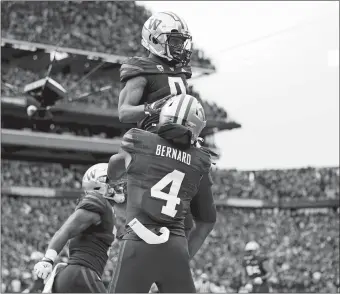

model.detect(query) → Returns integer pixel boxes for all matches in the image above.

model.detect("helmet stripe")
[183,96,195,123]
[174,94,186,124]
[161,11,184,30]
[177,94,191,125]
[169,12,186,31]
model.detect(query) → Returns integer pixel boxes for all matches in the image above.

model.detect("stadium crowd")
[1,193,339,293]
[211,167,339,203]
[1,162,339,292]
[1,1,215,69]
[2,160,339,203]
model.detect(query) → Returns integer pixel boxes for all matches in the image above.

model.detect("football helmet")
[141,11,193,65]
[245,241,260,252]
[82,163,126,203]
[158,94,206,144]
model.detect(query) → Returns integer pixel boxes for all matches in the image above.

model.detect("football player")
[241,241,272,293]
[107,94,216,293]
[118,11,194,132]
[33,163,125,293]
[118,11,204,240]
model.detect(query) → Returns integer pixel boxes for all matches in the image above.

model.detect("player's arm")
[184,213,195,239]
[108,152,127,182]
[261,258,273,280]
[47,208,101,254]
[187,172,216,259]
[118,76,147,123]
[241,267,251,286]
[34,208,101,280]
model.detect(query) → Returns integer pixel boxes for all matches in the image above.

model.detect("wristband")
[42,257,54,265]
[144,103,151,116]
[44,249,58,263]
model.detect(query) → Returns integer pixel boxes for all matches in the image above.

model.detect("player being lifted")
[242,241,273,293]
[107,94,217,293]
[117,11,207,238]
[33,163,125,293]
[118,11,194,132]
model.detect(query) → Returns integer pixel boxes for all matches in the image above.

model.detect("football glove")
[144,94,173,116]
[254,277,263,285]
[109,180,127,204]
[34,258,53,280]
[244,283,253,292]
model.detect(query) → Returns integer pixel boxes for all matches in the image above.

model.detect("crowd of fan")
[1,194,339,293]
[1,1,215,70]
[2,160,338,204]
[211,167,339,203]
[1,65,228,121]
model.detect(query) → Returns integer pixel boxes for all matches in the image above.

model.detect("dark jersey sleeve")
[190,172,216,223]
[121,128,138,154]
[76,194,107,216]
[120,57,193,83]
[258,255,269,265]
[121,128,149,155]
[120,57,145,83]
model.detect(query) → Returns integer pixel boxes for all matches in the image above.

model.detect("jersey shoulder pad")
[258,255,268,263]
[180,64,192,79]
[195,147,212,173]
[76,194,108,215]
[121,128,151,154]
[120,57,157,83]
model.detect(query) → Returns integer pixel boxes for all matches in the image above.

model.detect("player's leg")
[108,240,154,293]
[253,282,270,293]
[156,236,196,293]
[53,264,106,293]
[53,264,81,293]
[79,267,107,293]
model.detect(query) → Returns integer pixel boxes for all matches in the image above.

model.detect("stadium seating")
[1,161,339,292]
[1,1,215,69]
[2,160,338,202]
[1,192,339,292]
[1,65,227,121]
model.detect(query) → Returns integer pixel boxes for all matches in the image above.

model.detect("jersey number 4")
[168,77,186,96]
[150,170,185,218]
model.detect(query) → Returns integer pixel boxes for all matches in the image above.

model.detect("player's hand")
[109,180,127,204]
[144,94,173,116]
[244,283,253,292]
[33,259,53,280]
[112,192,125,204]
[254,277,263,285]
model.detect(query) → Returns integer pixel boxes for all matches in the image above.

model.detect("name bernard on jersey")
[155,144,191,165]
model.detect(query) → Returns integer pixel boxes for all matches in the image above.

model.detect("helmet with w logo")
[158,94,206,145]
[141,11,193,65]
[82,163,126,203]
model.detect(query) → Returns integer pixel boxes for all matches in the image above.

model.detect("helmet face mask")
[142,12,193,65]
[82,163,126,203]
